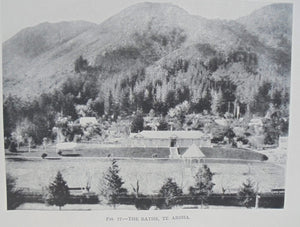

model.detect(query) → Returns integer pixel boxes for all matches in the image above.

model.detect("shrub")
[41,153,48,159]
[8,141,18,152]
[238,178,257,208]
[6,174,24,210]
[157,178,183,209]
[134,196,152,210]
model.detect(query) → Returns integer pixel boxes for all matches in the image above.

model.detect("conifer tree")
[100,159,128,208]
[158,178,183,209]
[238,178,257,208]
[45,171,70,210]
[189,164,215,207]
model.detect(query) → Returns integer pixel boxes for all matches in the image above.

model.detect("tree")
[165,90,177,109]
[157,118,169,130]
[75,55,89,74]
[272,90,282,109]
[238,178,257,208]
[157,178,183,209]
[45,171,70,210]
[3,95,24,137]
[192,90,212,113]
[189,164,215,208]
[211,89,223,116]
[167,101,190,125]
[264,111,281,145]
[224,127,236,146]
[99,159,128,208]
[6,174,24,210]
[131,112,144,133]
[252,82,271,116]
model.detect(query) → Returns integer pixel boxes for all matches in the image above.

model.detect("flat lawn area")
[6,157,285,195]
[7,143,268,161]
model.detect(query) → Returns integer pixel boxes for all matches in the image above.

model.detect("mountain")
[2,21,97,97]
[2,2,292,103]
[238,3,292,51]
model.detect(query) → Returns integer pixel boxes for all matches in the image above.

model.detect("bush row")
[21,192,284,209]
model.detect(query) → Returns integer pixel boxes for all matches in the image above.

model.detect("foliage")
[157,178,183,209]
[157,118,169,130]
[6,174,24,210]
[99,159,128,207]
[264,111,281,144]
[3,95,25,137]
[238,178,257,208]
[130,112,144,133]
[189,164,215,207]
[75,55,89,74]
[191,90,212,113]
[167,101,190,125]
[82,124,102,141]
[134,195,152,210]
[251,82,272,116]
[3,45,291,147]
[41,153,48,159]
[8,141,18,152]
[45,171,70,210]
[54,115,84,142]
[224,127,236,145]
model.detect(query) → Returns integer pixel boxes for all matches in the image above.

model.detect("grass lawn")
[7,143,268,161]
[6,157,285,195]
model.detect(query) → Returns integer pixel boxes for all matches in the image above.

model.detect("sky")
[0,0,292,41]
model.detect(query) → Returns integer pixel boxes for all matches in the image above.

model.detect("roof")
[79,117,98,126]
[130,130,205,139]
[182,144,205,158]
[215,119,229,126]
[249,118,263,126]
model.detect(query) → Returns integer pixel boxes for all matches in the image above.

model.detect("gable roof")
[182,144,205,158]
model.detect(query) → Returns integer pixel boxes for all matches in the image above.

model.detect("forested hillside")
[3,3,292,144]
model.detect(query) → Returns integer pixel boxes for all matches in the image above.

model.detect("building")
[129,130,211,147]
[182,144,206,158]
[78,117,98,127]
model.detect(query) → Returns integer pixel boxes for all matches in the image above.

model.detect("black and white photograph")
[0,0,297,218]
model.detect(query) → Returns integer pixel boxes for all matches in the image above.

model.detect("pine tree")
[100,159,128,208]
[238,178,257,208]
[158,178,183,209]
[189,164,215,207]
[45,171,70,210]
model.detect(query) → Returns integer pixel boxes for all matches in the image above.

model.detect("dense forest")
[2,3,291,146]
[3,52,289,145]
